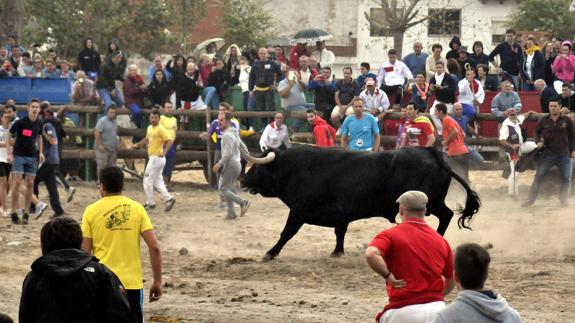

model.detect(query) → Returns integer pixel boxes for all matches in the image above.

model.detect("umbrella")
[291,28,333,44]
[192,37,226,58]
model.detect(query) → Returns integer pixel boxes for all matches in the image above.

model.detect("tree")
[509,0,575,41]
[220,0,276,50]
[169,0,206,54]
[0,0,26,40]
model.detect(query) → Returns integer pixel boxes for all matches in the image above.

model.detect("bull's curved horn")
[241,151,276,165]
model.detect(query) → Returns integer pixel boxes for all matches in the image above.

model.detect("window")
[427,9,461,36]
[369,8,393,37]
[491,19,508,44]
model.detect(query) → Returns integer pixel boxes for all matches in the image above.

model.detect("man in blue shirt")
[403,41,428,76]
[341,98,380,151]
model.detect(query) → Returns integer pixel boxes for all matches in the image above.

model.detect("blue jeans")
[128,103,143,127]
[203,86,219,109]
[284,103,314,132]
[162,144,177,178]
[466,144,485,165]
[527,155,572,203]
[12,156,38,176]
[97,88,124,112]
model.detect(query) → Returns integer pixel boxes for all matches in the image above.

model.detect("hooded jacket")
[77,38,101,73]
[551,41,575,83]
[446,36,462,61]
[19,248,135,323]
[433,290,521,323]
[106,38,127,78]
[310,116,336,147]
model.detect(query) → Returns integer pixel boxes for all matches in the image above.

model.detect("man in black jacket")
[96,51,125,113]
[248,47,282,130]
[19,216,135,323]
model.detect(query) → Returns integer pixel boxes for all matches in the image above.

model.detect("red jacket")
[289,44,310,70]
[122,74,146,106]
[311,116,336,147]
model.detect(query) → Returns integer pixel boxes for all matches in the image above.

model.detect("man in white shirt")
[377,49,414,105]
[259,112,292,151]
[311,41,335,68]
[359,79,390,121]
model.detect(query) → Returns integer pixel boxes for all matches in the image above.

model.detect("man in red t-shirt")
[400,102,435,148]
[435,103,470,183]
[365,191,455,323]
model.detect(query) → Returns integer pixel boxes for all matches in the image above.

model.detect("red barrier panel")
[478,91,541,138]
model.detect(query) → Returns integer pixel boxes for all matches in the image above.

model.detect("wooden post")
[84,111,93,181]
[205,108,213,189]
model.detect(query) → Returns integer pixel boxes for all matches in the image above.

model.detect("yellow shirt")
[146,124,170,156]
[81,195,153,289]
[160,115,177,140]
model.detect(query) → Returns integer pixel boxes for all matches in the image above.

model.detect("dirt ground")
[1,168,574,323]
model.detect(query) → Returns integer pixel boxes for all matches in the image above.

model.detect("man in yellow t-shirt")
[133,109,176,212]
[160,101,178,186]
[81,166,162,323]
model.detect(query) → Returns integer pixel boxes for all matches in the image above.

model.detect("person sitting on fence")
[17,52,33,77]
[357,62,378,90]
[359,79,390,121]
[43,60,61,78]
[122,64,146,128]
[59,60,75,81]
[147,70,172,108]
[259,112,291,152]
[458,67,484,120]
[534,78,558,114]
[429,61,457,134]
[96,51,125,113]
[177,62,207,129]
[331,66,360,130]
[31,57,44,78]
[277,65,314,132]
[206,58,230,110]
[377,49,413,106]
[72,70,100,110]
[408,72,429,112]
[491,80,522,118]
[149,54,172,82]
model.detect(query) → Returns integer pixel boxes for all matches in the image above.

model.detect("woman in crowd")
[458,67,484,119]
[224,44,241,87]
[551,40,575,92]
[199,54,217,108]
[148,70,173,108]
[542,41,556,86]
[447,58,461,82]
[521,36,545,91]
[477,64,499,91]
[206,58,230,110]
[425,44,447,82]
[409,72,429,112]
[238,56,252,112]
[77,38,100,80]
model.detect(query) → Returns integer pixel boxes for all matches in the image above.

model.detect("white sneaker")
[34,202,48,220]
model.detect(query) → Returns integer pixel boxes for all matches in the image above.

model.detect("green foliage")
[220,0,276,50]
[169,0,206,54]
[22,0,172,59]
[509,0,575,40]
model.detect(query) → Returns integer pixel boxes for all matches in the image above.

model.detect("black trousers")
[33,163,64,215]
[381,84,404,105]
[126,289,143,323]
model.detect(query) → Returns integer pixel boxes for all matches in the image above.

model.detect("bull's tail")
[429,148,481,230]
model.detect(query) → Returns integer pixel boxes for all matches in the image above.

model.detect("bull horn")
[241,151,276,165]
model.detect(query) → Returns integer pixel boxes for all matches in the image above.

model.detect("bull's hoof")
[262,253,276,262]
[330,250,344,257]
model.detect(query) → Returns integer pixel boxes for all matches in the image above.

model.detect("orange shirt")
[442,116,468,156]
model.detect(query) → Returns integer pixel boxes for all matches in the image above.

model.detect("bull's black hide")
[243,146,481,261]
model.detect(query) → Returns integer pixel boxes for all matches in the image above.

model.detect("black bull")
[242,146,481,261]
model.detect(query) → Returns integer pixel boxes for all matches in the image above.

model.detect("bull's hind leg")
[263,214,303,261]
[331,224,349,257]
[434,202,454,236]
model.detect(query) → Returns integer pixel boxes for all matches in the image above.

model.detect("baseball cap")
[396,191,428,211]
[366,79,375,86]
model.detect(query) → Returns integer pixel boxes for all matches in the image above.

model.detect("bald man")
[534,78,558,113]
[403,41,429,76]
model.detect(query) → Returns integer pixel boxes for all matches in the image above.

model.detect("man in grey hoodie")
[212,112,251,220]
[433,243,521,323]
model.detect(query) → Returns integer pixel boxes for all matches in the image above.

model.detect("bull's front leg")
[263,213,304,261]
[331,223,349,257]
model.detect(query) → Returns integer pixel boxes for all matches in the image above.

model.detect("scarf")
[435,72,445,85]
[525,45,541,56]
[415,82,429,100]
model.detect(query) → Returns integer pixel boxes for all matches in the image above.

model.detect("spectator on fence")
[132,109,176,212]
[469,41,490,68]
[458,67,484,120]
[166,54,186,86]
[432,243,521,323]
[123,64,146,128]
[408,72,430,112]
[0,59,15,77]
[365,190,455,323]
[331,67,360,129]
[82,166,163,323]
[31,57,44,78]
[400,102,435,148]
[10,46,22,70]
[359,79,390,121]
[446,36,462,61]
[148,54,172,82]
[17,52,33,77]
[249,47,282,130]
[521,37,545,91]
[289,42,310,71]
[42,60,61,78]
[491,80,522,118]
[106,39,127,78]
[206,58,230,110]
[311,41,335,69]
[147,70,172,108]
[96,51,125,113]
[522,97,575,208]
[403,41,428,76]
[436,103,469,182]
[357,62,377,90]
[19,216,135,323]
[199,54,215,104]
[238,56,252,112]
[159,101,178,187]
[277,65,313,132]
[3,35,26,57]
[489,29,523,89]
[430,61,457,133]
[542,41,556,86]
[306,109,336,147]
[7,99,44,225]
[94,105,118,181]
[476,64,499,91]
[341,97,380,152]
[377,49,413,106]
[77,38,101,80]
[260,112,291,151]
[426,44,448,83]
[72,70,100,109]
[224,44,242,87]
[178,62,206,129]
